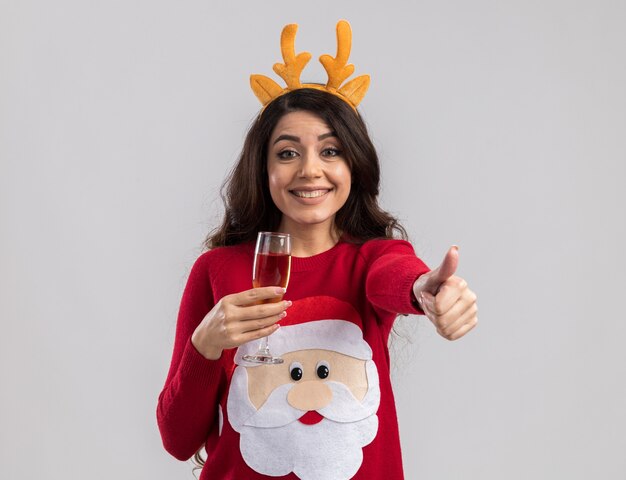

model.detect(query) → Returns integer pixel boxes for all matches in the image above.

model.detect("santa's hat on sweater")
[235,296,372,365]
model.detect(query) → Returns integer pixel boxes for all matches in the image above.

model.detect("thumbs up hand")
[412,246,478,341]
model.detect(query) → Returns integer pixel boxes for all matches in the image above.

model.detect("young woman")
[158,23,477,480]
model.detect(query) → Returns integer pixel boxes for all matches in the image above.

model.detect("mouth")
[298,410,324,425]
[289,189,332,198]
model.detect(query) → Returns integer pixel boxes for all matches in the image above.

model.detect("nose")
[287,380,332,411]
[298,152,323,178]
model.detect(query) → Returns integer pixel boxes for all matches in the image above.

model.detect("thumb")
[414,246,459,296]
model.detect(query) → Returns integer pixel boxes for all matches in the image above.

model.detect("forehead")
[270,110,332,139]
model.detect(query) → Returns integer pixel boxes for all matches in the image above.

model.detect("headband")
[250,20,370,110]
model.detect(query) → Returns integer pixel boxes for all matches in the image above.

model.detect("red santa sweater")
[157,238,429,480]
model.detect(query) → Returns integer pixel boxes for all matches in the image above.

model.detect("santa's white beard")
[227,363,380,480]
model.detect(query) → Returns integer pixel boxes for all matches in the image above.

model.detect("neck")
[278,221,341,257]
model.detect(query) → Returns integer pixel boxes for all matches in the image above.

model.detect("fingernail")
[279,311,287,319]
[275,287,286,294]
[284,300,292,308]
[452,245,459,252]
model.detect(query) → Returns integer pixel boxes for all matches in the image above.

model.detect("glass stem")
[258,336,271,355]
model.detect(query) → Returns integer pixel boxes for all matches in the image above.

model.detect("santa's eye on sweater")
[316,361,330,379]
[289,362,303,381]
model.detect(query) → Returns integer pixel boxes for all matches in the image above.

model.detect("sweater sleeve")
[363,239,431,316]
[156,252,225,461]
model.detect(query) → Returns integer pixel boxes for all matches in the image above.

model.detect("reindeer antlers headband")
[250,20,370,110]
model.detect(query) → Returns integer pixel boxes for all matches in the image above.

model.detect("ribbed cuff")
[177,338,224,389]
[367,255,430,315]
[401,271,426,315]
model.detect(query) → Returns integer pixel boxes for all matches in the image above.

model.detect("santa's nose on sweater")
[287,380,332,411]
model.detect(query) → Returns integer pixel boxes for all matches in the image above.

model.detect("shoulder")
[354,238,417,260]
[197,243,254,261]
[191,243,254,277]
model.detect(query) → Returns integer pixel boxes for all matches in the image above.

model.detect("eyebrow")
[272,132,337,145]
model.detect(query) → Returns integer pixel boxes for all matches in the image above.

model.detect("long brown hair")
[195,90,411,469]
[205,89,407,249]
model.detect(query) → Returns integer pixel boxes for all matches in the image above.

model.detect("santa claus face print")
[245,349,372,417]
[227,320,381,480]
[267,110,351,237]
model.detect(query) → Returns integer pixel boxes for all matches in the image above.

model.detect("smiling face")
[267,110,351,238]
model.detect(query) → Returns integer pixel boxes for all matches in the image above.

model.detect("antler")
[320,20,370,107]
[319,20,355,90]
[272,24,312,90]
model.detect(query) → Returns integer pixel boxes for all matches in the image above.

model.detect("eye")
[278,149,298,160]
[316,361,330,379]
[290,362,303,381]
[321,147,342,158]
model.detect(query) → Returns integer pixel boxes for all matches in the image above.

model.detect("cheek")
[333,161,351,183]
[267,161,294,187]
[267,170,286,202]
[267,173,277,194]
[333,165,352,196]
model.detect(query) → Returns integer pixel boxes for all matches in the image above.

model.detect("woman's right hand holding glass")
[191,287,291,360]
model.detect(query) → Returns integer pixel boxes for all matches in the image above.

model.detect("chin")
[291,214,336,228]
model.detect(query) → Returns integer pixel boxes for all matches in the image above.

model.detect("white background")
[1,1,625,478]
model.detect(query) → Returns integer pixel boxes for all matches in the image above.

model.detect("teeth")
[292,190,328,198]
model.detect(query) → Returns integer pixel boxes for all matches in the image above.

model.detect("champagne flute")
[242,232,291,364]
